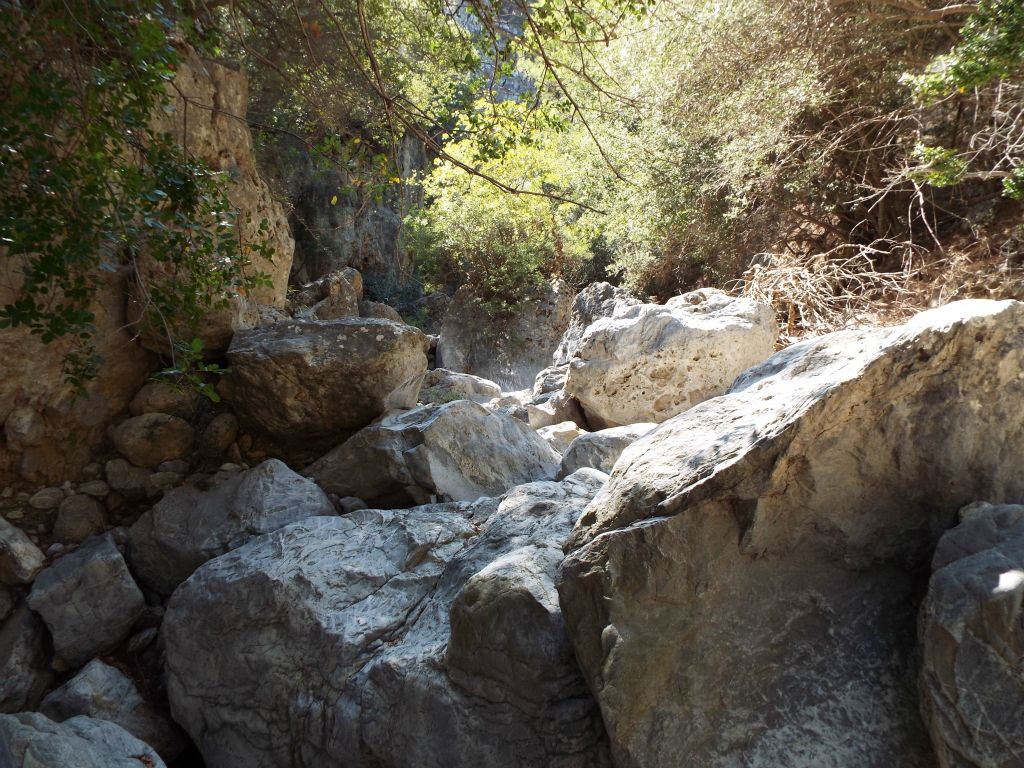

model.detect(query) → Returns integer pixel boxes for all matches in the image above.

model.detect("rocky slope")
[1,52,1023,767]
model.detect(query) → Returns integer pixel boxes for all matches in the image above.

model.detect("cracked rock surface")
[164,470,610,768]
[559,299,1024,768]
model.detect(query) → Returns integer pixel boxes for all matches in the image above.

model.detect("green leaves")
[0,0,273,393]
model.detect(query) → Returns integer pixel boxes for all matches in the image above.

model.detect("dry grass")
[735,231,1024,345]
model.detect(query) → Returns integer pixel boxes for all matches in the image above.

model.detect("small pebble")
[46,543,65,557]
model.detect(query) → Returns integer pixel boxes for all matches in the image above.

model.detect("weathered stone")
[41,659,186,761]
[552,282,639,366]
[27,534,145,666]
[290,267,362,316]
[78,480,110,499]
[919,502,1024,768]
[558,423,656,477]
[28,487,65,510]
[558,300,1024,768]
[53,494,106,544]
[0,712,166,768]
[164,471,610,768]
[129,459,335,594]
[419,368,502,405]
[132,44,294,355]
[532,364,568,397]
[306,400,561,507]
[0,606,53,713]
[526,390,586,430]
[112,413,195,469]
[537,421,587,455]
[105,459,151,500]
[0,517,44,585]
[129,381,200,419]
[360,299,404,322]
[0,270,157,485]
[224,318,428,450]
[565,288,777,427]
[198,413,239,460]
[438,281,574,390]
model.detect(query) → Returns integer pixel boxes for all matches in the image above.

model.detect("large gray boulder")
[565,288,777,427]
[129,459,334,595]
[27,535,145,667]
[163,472,610,768]
[40,659,186,760]
[0,606,53,713]
[558,300,1024,768]
[0,712,166,768]
[305,400,561,506]
[920,502,1024,768]
[552,282,638,366]
[558,423,656,477]
[438,281,574,390]
[224,318,428,450]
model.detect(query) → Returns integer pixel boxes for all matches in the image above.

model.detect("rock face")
[129,459,334,595]
[552,282,638,366]
[305,400,561,506]
[438,282,574,390]
[27,535,145,666]
[0,606,53,713]
[164,471,610,768]
[224,318,428,449]
[565,288,777,427]
[419,368,503,405]
[919,502,1024,768]
[0,271,156,485]
[0,712,166,768]
[558,300,1024,768]
[40,659,186,760]
[558,423,656,477]
[134,44,294,354]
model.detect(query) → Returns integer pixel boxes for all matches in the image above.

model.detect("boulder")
[558,300,1024,768]
[532,364,568,397]
[129,381,200,419]
[105,459,152,501]
[558,423,656,477]
[565,288,777,427]
[419,368,502,405]
[0,712,166,768]
[552,282,638,366]
[0,606,53,713]
[360,299,404,322]
[305,400,561,506]
[27,535,145,666]
[224,318,428,450]
[129,459,334,595]
[0,517,44,585]
[526,390,587,430]
[53,494,106,544]
[164,471,610,768]
[537,421,587,455]
[438,281,574,390]
[112,413,195,469]
[40,659,186,760]
[292,268,363,321]
[919,502,1024,768]
[198,412,239,460]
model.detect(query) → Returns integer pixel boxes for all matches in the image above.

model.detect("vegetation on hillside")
[2,0,1023,372]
